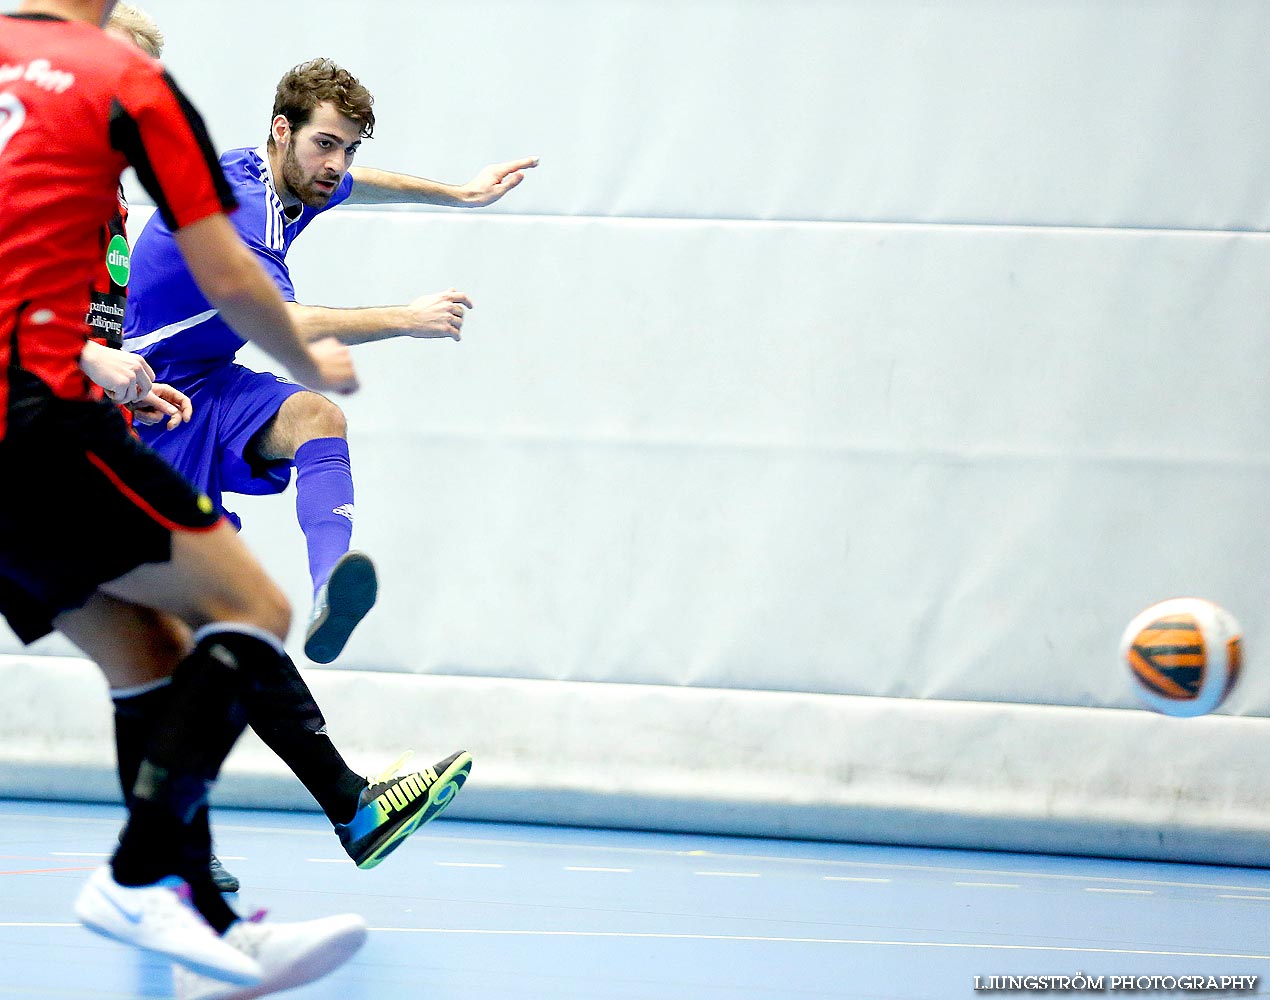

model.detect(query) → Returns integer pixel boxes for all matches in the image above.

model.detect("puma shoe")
[335,750,472,868]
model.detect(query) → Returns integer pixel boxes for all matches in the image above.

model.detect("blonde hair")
[108,3,165,58]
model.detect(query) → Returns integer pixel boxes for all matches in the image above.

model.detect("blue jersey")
[123,145,353,383]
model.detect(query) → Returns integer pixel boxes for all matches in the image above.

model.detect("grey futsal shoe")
[209,854,240,894]
[303,551,378,663]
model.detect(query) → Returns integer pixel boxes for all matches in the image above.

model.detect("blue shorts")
[137,363,308,514]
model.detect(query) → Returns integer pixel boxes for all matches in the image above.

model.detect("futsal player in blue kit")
[123,57,532,888]
[126,57,534,665]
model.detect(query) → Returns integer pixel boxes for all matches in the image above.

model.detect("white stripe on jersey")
[255,146,287,252]
[124,308,219,352]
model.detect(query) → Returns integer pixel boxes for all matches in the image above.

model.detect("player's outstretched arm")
[289,288,473,346]
[173,214,360,395]
[345,157,538,208]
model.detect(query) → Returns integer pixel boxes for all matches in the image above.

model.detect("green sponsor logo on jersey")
[106,234,131,287]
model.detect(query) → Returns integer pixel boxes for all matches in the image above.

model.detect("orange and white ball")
[1119,597,1243,718]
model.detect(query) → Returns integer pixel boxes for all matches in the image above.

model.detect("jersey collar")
[255,145,304,222]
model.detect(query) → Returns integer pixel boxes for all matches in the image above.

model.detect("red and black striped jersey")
[0,12,236,437]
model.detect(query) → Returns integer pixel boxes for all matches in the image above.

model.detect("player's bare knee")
[309,396,347,440]
[293,391,347,441]
[205,581,291,640]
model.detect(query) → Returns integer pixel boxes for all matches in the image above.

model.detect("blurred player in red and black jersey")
[76,5,190,431]
[0,1,366,991]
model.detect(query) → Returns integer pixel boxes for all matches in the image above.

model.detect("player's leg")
[58,593,256,935]
[68,520,291,927]
[250,389,377,663]
[0,411,263,980]
[236,386,470,866]
[64,458,368,984]
[57,594,240,890]
[161,371,464,864]
[61,586,368,994]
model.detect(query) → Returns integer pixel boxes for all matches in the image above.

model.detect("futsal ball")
[1119,597,1243,718]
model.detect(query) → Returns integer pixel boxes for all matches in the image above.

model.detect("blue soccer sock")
[294,437,356,595]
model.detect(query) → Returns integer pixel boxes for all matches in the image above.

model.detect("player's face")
[280,103,363,208]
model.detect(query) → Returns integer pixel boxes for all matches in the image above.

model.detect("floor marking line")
[4,920,1266,961]
[0,865,98,876]
[7,812,1270,894]
[1084,887,1153,895]
[361,928,1270,959]
[564,866,632,873]
[435,862,503,869]
[1218,894,1270,901]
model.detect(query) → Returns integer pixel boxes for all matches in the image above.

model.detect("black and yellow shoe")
[335,751,472,869]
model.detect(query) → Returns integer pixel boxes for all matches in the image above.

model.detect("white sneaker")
[173,912,368,1000]
[74,866,261,985]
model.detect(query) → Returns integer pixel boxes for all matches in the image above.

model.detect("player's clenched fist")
[302,337,360,395]
[405,287,473,341]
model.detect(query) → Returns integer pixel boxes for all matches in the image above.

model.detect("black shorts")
[0,395,222,644]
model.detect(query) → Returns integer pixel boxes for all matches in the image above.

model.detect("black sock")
[112,627,279,928]
[245,653,366,824]
[181,806,237,934]
[112,680,175,808]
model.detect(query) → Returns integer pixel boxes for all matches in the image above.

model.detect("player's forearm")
[289,302,414,346]
[346,166,470,207]
[174,215,320,383]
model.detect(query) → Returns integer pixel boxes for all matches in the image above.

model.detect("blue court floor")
[1,800,1268,999]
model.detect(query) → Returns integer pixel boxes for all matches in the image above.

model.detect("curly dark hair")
[270,58,375,144]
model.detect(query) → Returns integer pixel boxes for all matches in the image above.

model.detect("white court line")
[4,922,1267,962]
[1218,894,1270,901]
[363,927,1270,960]
[954,882,1019,889]
[824,876,891,883]
[694,871,760,878]
[9,811,1270,896]
[1085,887,1152,895]
[564,866,631,873]
[435,862,503,869]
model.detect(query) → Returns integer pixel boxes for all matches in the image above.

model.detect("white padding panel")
[136,0,1270,229]
[9,213,1270,715]
[3,654,1268,865]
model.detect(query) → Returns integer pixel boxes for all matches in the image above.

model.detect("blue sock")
[294,437,355,594]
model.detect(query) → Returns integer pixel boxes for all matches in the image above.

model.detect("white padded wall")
[7,0,1269,710]
[127,0,1270,229]
[3,2,1269,856]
